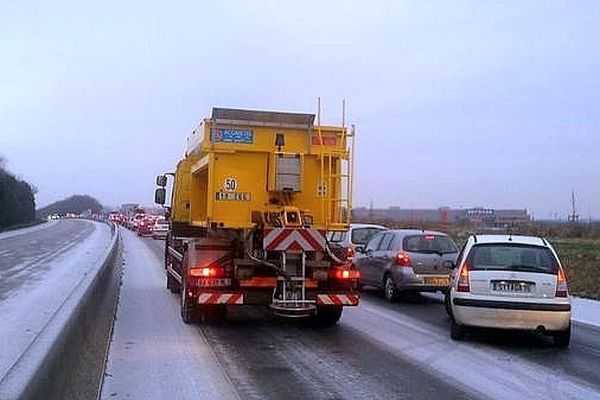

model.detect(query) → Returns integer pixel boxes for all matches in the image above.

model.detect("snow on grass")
[571,297,600,327]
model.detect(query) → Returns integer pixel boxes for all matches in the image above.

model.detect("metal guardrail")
[0,220,122,400]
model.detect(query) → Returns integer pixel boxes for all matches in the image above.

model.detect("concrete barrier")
[0,222,122,400]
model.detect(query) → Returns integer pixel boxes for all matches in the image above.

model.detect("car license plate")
[426,277,449,286]
[196,278,231,287]
[491,280,533,293]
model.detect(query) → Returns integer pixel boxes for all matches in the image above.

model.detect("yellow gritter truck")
[154,107,359,324]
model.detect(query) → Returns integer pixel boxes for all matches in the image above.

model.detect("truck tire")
[180,254,199,324]
[164,234,170,269]
[313,306,343,327]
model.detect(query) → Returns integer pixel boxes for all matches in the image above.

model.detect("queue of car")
[348,224,571,347]
[109,212,168,240]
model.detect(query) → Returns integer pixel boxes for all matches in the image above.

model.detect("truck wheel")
[180,277,199,324]
[166,272,180,293]
[164,234,170,269]
[313,306,343,327]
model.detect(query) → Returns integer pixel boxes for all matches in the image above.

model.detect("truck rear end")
[155,107,358,325]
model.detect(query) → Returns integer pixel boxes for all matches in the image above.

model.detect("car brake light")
[394,251,411,267]
[189,266,225,278]
[457,263,470,292]
[330,267,360,280]
[555,266,568,298]
[424,235,435,240]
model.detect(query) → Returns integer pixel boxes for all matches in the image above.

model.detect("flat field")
[551,238,600,300]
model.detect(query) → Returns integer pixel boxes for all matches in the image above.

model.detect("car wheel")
[384,275,398,302]
[450,319,466,341]
[444,292,453,317]
[552,325,571,348]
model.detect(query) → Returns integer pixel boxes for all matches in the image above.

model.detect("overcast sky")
[1,1,599,220]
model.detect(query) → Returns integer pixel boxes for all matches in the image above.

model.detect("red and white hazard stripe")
[263,228,326,252]
[316,293,360,306]
[197,293,243,305]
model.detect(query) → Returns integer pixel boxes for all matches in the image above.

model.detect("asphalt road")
[0,220,97,301]
[104,231,600,399]
[0,219,113,389]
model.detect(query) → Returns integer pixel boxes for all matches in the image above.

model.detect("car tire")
[444,292,453,317]
[552,325,571,348]
[450,319,466,341]
[384,275,398,302]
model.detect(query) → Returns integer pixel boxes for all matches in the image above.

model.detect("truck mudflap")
[198,293,244,305]
[316,293,360,306]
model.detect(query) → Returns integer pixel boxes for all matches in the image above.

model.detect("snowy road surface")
[102,230,600,399]
[0,219,112,383]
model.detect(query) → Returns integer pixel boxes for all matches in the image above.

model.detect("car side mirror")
[444,260,455,269]
[154,188,166,205]
[355,245,364,253]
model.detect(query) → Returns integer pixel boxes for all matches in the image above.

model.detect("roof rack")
[540,236,549,246]
[472,234,478,243]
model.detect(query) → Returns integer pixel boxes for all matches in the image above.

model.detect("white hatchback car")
[447,234,571,347]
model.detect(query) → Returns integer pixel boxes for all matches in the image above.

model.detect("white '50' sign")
[224,177,238,192]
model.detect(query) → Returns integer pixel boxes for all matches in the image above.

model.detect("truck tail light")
[330,267,360,280]
[394,251,411,267]
[189,266,225,278]
[555,266,568,298]
[457,263,470,292]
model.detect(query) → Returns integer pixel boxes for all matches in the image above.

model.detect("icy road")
[102,229,600,400]
[0,219,112,383]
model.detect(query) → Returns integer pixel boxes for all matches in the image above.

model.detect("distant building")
[353,206,530,227]
[120,203,139,217]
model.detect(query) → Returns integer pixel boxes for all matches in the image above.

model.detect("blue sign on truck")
[212,129,253,144]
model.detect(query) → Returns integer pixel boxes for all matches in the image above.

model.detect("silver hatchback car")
[355,229,459,301]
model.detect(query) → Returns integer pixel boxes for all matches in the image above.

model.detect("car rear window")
[403,235,458,254]
[328,231,347,243]
[352,228,384,245]
[467,244,559,274]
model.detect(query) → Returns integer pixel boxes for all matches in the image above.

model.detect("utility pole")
[568,189,579,223]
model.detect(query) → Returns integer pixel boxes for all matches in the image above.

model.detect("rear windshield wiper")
[508,265,545,272]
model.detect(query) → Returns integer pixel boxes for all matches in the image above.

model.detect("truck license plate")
[196,278,231,287]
